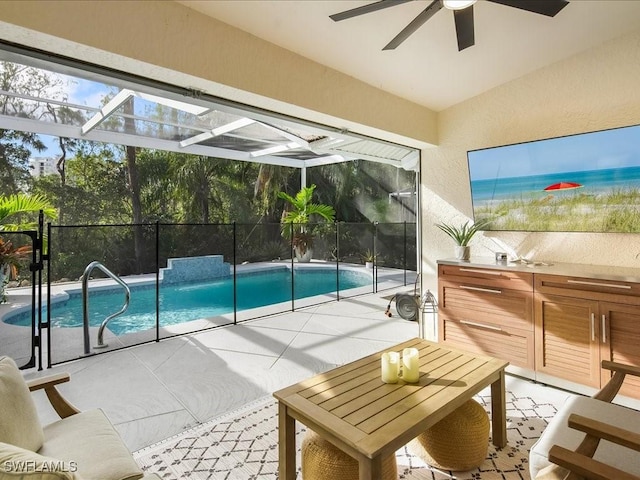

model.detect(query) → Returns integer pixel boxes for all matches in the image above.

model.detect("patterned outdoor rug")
[134,384,567,480]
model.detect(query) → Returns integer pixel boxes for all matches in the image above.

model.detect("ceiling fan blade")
[487,0,569,17]
[453,6,475,51]
[383,0,443,50]
[330,0,414,22]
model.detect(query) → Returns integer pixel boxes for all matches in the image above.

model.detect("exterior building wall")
[28,157,57,178]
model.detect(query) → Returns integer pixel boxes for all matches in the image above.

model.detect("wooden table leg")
[490,369,507,448]
[359,455,382,480]
[278,401,296,480]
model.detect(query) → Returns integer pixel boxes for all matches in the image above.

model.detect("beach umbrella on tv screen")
[543,182,583,191]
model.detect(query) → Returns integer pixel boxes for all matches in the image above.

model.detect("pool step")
[161,255,231,284]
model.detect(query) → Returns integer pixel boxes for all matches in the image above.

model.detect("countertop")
[437,257,640,284]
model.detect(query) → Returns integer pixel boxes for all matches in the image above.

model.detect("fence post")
[46,221,52,369]
[155,221,160,343]
[233,222,237,325]
[290,222,295,312]
[404,221,408,286]
[373,222,378,294]
[31,211,43,370]
[335,221,340,301]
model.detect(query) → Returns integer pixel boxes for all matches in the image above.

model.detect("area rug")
[134,384,566,480]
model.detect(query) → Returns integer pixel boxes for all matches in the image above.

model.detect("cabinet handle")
[590,313,595,342]
[459,268,503,276]
[460,320,503,331]
[601,314,607,343]
[567,279,631,290]
[460,285,502,294]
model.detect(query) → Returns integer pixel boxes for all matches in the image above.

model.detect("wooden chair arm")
[548,445,640,480]
[543,413,640,480]
[593,361,640,402]
[601,361,640,378]
[26,372,71,391]
[26,372,80,418]
[568,414,640,452]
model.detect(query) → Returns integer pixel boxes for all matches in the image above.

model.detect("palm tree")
[0,193,57,231]
[0,194,56,293]
[278,184,335,262]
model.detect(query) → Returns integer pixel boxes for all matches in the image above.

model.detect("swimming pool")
[4,266,371,335]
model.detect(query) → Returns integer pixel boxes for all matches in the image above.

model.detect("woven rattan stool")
[408,399,489,471]
[301,429,397,480]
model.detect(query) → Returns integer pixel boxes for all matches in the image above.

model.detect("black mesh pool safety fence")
[0,229,40,370]
[7,221,416,367]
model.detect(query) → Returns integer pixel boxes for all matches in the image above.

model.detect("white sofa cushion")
[0,442,80,479]
[0,357,44,452]
[39,409,142,480]
[529,395,640,479]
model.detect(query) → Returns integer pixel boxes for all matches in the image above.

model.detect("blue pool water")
[4,267,371,335]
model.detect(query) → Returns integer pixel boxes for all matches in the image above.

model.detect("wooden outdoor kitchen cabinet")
[438,264,535,370]
[535,274,640,399]
[437,259,640,399]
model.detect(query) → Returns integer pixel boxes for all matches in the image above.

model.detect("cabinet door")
[600,302,640,398]
[535,294,600,387]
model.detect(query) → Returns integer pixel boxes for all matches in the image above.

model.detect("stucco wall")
[421,29,640,293]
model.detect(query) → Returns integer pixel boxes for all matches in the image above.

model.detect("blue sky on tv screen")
[468,125,640,181]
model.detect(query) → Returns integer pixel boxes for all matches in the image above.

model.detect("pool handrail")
[81,261,131,354]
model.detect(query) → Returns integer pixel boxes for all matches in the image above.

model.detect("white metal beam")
[249,141,298,158]
[302,155,352,168]
[81,89,133,135]
[179,117,255,148]
[1,115,308,169]
[256,121,309,149]
[313,147,404,167]
[134,91,210,116]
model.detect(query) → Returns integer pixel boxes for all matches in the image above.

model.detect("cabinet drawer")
[536,274,640,304]
[439,264,533,292]
[439,316,533,369]
[440,281,533,331]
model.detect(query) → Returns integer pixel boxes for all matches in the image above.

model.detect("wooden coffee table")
[273,337,509,480]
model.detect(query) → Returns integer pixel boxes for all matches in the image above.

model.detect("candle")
[381,351,399,383]
[401,347,420,383]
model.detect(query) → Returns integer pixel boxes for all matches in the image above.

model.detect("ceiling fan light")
[443,0,477,10]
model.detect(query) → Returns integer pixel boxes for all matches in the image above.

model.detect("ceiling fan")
[330,0,569,52]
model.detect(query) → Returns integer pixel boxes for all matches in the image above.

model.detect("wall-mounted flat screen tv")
[468,124,640,232]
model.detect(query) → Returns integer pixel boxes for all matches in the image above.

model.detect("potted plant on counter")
[435,219,490,261]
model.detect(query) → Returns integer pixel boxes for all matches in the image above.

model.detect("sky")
[468,124,640,181]
[32,74,112,159]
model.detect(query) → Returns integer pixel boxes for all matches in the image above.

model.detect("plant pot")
[455,245,470,261]
[0,264,8,303]
[365,261,374,269]
[295,247,313,263]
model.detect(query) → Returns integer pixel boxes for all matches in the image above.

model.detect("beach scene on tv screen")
[468,124,640,232]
